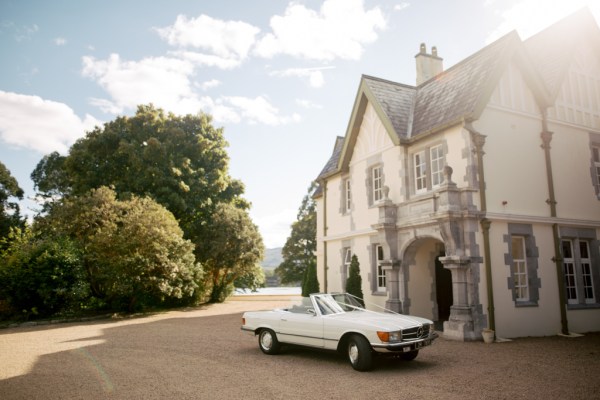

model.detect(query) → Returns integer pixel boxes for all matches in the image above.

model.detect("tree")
[38,186,202,311]
[31,105,264,303]
[31,104,249,235]
[276,183,317,284]
[197,202,265,303]
[345,255,364,306]
[301,259,319,297]
[0,228,87,320]
[0,161,25,243]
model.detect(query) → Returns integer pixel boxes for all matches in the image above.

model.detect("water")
[234,287,301,296]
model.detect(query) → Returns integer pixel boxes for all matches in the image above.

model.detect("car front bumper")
[371,332,439,353]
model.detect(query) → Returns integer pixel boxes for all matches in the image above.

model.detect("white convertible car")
[241,293,438,371]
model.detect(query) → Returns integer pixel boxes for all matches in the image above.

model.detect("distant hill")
[261,247,282,271]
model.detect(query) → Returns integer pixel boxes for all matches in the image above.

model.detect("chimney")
[415,43,443,85]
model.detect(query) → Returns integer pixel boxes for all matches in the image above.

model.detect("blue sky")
[1,0,599,248]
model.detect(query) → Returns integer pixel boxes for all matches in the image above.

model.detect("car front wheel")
[258,329,280,355]
[347,334,373,371]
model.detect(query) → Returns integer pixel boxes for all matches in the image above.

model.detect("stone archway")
[372,166,485,341]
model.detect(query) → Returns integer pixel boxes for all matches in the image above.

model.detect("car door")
[278,300,324,348]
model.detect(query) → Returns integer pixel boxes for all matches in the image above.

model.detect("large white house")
[314,8,600,341]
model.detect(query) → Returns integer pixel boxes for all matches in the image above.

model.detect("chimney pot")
[415,43,443,85]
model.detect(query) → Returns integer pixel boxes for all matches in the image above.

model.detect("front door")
[435,252,453,325]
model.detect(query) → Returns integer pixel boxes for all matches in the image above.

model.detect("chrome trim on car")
[371,332,439,353]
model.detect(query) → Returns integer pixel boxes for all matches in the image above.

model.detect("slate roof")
[312,136,345,197]
[411,32,517,137]
[362,76,416,139]
[314,8,599,188]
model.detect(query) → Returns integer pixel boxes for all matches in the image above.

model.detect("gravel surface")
[1,299,599,400]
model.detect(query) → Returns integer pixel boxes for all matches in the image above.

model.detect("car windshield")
[313,294,345,315]
[332,293,365,311]
[283,294,368,315]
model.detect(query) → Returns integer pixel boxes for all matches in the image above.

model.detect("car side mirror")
[307,308,316,316]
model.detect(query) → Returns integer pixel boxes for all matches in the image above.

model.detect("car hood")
[327,311,431,331]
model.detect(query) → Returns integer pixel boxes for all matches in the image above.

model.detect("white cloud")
[0,91,101,154]
[222,96,301,126]
[296,99,323,109]
[269,66,335,88]
[81,53,207,115]
[172,50,243,69]
[486,0,600,43]
[81,54,297,126]
[198,79,221,91]
[156,14,260,69]
[254,0,386,61]
[3,23,39,42]
[54,37,66,46]
[394,2,410,11]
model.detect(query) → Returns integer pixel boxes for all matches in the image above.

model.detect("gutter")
[322,180,328,293]
[540,109,569,335]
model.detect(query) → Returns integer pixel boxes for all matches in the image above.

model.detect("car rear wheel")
[347,334,373,371]
[399,350,419,361]
[258,329,280,355]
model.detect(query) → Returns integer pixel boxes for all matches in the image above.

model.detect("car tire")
[347,334,373,371]
[399,350,419,361]
[258,329,280,355]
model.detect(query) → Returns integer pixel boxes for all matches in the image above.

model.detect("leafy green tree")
[38,186,202,311]
[276,183,317,284]
[32,104,249,234]
[0,229,87,320]
[0,161,25,243]
[345,255,364,306]
[30,152,70,204]
[301,259,319,297]
[198,202,264,303]
[31,106,263,303]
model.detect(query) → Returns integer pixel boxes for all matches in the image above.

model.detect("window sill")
[371,291,387,296]
[566,303,600,310]
[515,301,538,308]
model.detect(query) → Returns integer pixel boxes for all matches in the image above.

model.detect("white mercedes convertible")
[241,293,438,371]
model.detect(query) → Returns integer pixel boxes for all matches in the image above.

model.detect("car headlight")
[377,330,402,343]
[428,324,435,336]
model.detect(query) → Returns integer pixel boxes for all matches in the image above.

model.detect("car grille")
[402,325,430,341]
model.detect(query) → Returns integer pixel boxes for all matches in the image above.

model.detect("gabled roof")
[315,8,599,184]
[524,8,600,100]
[362,76,416,140]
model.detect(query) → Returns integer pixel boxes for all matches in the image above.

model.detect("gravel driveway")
[1,299,599,400]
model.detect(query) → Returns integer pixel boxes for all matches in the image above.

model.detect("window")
[342,247,352,285]
[590,134,600,198]
[344,178,351,212]
[413,144,445,194]
[511,236,529,301]
[504,224,540,306]
[414,151,427,193]
[430,145,444,187]
[562,239,596,305]
[593,146,600,193]
[375,245,386,291]
[372,166,383,202]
